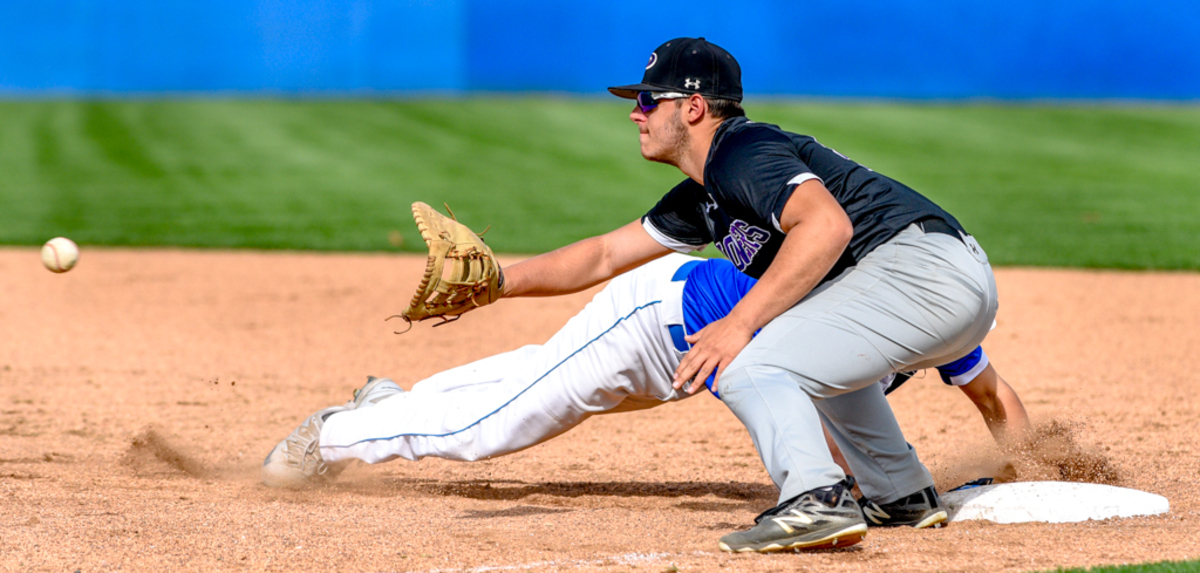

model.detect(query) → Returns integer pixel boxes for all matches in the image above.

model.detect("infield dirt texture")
[1,248,1197,572]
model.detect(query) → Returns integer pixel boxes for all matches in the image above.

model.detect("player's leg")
[715,370,867,552]
[722,253,993,500]
[317,256,693,464]
[814,227,996,502]
[822,424,851,476]
[408,344,542,395]
[817,389,949,528]
[723,318,940,506]
[716,315,912,551]
[260,255,697,488]
[260,346,545,488]
[830,348,1030,488]
[717,224,996,546]
[823,371,907,477]
[827,346,990,481]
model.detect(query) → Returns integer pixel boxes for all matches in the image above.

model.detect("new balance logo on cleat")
[770,509,815,533]
[859,486,949,529]
[862,503,892,525]
[718,481,868,553]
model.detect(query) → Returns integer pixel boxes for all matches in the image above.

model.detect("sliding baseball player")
[263,252,1024,489]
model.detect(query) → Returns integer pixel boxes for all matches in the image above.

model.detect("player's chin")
[639,141,666,163]
[642,151,675,166]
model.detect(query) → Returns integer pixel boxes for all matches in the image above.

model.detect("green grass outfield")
[1049,560,1200,573]
[1,99,1198,269]
[2,99,1197,571]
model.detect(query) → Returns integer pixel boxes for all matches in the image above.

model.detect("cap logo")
[684,78,701,90]
[646,53,658,70]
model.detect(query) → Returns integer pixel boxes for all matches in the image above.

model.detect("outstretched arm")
[958,364,1031,446]
[501,219,673,298]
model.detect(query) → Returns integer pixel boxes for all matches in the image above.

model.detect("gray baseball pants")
[719,223,998,505]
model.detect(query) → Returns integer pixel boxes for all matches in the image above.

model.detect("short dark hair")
[705,96,745,120]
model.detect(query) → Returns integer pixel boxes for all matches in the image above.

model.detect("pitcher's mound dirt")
[1,248,1197,572]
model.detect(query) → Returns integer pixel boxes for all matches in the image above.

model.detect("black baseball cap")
[608,37,743,102]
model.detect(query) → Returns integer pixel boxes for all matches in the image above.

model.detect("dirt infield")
[2,247,1198,572]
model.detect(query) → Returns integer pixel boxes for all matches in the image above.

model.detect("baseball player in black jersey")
[500,37,998,552]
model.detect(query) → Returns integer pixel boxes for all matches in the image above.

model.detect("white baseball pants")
[319,254,700,464]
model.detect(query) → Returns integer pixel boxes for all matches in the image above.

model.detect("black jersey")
[643,116,964,280]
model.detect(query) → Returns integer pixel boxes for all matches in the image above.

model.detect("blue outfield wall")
[2,0,1198,99]
[0,0,467,92]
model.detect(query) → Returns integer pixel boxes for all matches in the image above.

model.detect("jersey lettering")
[717,220,770,270]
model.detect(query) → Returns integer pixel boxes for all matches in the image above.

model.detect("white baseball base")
[943,481,1169,524]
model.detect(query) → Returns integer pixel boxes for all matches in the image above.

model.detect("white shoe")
[262,377,404,488]
[347,376,404,409]
[262,406,349,488]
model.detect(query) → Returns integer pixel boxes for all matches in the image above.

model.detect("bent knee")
[717,363,801,399]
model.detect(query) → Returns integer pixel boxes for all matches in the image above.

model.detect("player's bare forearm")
[502,220,671,298]
[992,374,1031,444]
[959,364,1032,446]
[675,181,853,393]
[500,235,608,297]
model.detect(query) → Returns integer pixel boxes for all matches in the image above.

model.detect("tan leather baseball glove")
[391,202,503,331]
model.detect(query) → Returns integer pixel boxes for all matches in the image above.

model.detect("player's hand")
[673,315,755,395]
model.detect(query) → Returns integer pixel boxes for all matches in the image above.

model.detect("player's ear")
[684,93,707,123]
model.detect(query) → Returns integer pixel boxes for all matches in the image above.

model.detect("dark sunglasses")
[636,91,686,113]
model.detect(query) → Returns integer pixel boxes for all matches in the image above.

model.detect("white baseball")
[41,237,79,273]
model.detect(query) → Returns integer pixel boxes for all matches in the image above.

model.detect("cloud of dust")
[936,418,1120,490]
[123,426,258,481]
[123,427,212,478]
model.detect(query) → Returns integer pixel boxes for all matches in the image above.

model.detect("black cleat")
[860,485,948,528]
[719,481,868,553]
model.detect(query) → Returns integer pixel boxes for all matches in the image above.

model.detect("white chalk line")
[400,551,704,573]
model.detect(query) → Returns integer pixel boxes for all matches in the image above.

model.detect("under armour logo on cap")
[684,78,701,89]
